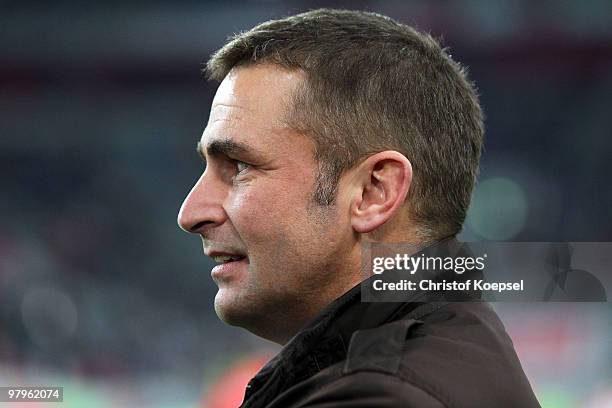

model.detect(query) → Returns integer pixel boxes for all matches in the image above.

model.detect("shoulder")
[270,302,540,408]
[342,302,540,407]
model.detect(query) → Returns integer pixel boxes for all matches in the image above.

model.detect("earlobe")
[350,152,412,234]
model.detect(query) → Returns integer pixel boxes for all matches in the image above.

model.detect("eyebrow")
[196,139,263,162]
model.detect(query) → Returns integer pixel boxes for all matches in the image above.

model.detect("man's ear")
[349,151,412,234]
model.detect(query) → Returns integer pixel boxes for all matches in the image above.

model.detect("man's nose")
[177,173,226,233]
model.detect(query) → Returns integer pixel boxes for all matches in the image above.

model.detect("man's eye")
[235,161,250,174]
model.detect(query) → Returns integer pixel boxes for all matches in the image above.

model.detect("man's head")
[178,9,483,343]
[206,8,483,239]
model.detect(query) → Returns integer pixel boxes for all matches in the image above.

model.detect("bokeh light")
[21,286,78,350]
[467,177,528,240]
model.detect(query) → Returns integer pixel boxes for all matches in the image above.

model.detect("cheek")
[226,182,302,240]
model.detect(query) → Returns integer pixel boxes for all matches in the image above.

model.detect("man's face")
[178,65,357,341]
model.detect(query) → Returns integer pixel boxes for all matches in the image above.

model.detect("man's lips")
[208,252,249,282]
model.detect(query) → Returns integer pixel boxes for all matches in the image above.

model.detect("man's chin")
[213,290,256,327]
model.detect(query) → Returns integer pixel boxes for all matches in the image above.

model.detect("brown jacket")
[240,243,541,407]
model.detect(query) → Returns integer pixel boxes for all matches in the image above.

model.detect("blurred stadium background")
[1,1,611,407]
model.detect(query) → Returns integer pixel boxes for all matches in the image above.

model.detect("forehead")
[202,64,304,149]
